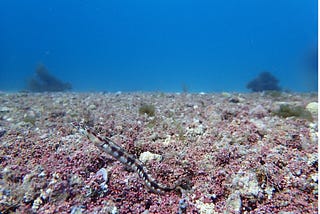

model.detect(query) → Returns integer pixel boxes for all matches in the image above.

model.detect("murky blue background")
[0,0,317,92]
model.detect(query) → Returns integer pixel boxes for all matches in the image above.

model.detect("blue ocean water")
[0,0,317,92]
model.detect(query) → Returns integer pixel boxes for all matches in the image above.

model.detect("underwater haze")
[0,0,317,92]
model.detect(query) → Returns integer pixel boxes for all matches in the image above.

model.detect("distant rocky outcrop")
[246,71,281,92]
[27,64,72,92]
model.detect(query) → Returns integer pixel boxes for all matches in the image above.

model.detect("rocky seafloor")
[0,92,318,214]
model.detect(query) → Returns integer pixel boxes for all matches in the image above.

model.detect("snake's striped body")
[73,123,179,194]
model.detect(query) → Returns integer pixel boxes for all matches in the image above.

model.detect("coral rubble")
[0,92,317,213]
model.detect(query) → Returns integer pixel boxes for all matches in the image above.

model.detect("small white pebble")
[139,151,162,164]
[96,168,108,182]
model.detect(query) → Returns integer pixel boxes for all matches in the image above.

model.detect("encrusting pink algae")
[0,92,317,213]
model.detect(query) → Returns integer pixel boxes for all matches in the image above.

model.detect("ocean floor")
[0,92,318,213]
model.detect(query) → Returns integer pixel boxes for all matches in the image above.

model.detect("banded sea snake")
[72,122,186,194]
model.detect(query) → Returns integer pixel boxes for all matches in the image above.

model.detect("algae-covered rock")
[273,104,313,121]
